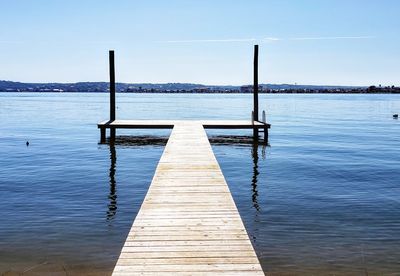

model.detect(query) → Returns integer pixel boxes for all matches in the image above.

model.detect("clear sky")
[1,0,399,86]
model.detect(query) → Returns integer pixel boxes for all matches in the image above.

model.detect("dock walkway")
[112,122,264,275]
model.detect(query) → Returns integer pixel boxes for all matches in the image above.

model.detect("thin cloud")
[160,36,374,44]
[0,40,118,45]
[289,36,375,41]
[81,41,119,44]
[161,37,279,43]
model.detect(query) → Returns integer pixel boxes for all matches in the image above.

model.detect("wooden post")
[253,45,259,121]
[264,127,268,144]
[253,45,259,139]
[100,127,106,143]
[109,50,116,140]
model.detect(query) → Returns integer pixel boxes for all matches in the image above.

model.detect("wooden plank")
[116,257,260,265]
[112,122,264,275]
[125,236,251,242]
[123,240,252,247]
[113,264,262,272]
[118,251,258,259]
[121,245,256,251]
[113,271,264,276]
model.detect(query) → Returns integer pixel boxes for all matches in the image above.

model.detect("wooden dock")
[111,122,264,275]
[99,47,269,274]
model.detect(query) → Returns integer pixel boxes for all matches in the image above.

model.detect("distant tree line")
[0,81,399,94]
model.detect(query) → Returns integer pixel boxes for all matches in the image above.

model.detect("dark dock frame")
[98,45,271,144]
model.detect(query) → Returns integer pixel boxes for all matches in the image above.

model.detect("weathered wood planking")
[112,122,264,275]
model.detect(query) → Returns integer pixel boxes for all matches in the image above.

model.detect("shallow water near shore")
[0,92,399,275]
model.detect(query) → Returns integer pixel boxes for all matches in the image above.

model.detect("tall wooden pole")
[253,45,259,139]
[253,45,259,121]
[109,50,116,121]
[109,50,116,140]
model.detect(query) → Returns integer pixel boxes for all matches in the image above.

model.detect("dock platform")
[98,120,270,143]
[111,122,264,275]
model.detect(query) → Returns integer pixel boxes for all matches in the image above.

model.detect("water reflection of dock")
[107,144,117,221]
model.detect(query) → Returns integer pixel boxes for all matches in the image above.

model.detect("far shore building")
[192,88,211,93]
[240,85,263,93]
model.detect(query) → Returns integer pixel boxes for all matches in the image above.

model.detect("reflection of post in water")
[251,141,260,211]
[107,143,117,220]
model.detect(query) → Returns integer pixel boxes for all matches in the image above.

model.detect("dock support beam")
[100,127,106,143]
[253,45,259,140]
[264,127,269,144]
[109,50,116,140]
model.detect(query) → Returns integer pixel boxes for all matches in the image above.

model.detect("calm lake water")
[0,92,399,275]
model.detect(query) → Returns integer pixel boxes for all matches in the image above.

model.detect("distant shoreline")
[1,80,398,94]
[1,90,399,94]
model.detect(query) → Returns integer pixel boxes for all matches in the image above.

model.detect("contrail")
[161,37,280,43]
[160,36,374,43]
[0,40,119,44]
[289,36,375,41]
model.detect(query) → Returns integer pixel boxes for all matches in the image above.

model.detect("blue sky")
[0,0,399,85]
